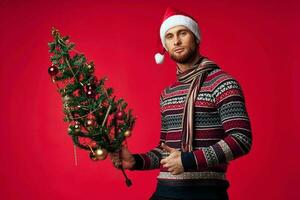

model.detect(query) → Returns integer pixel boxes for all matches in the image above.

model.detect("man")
[110,7,252,200]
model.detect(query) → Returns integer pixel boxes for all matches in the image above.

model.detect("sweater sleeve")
[181,77,252,170]
[130,93,167,170]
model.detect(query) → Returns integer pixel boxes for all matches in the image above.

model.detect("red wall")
[1,1,299,199]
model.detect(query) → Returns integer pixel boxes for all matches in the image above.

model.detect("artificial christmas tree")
[48,28,135,186]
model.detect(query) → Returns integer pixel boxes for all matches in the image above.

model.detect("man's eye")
[180,32,187,36]
[166,35,173,39]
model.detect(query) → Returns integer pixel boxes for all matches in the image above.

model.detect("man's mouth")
[174,47,185,53]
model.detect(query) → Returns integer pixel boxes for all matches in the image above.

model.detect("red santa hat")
[155,7,201,64]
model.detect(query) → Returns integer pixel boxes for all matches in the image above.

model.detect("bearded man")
[110,7,252,200]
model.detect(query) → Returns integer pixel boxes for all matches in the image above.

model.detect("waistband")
[157,171,226,180]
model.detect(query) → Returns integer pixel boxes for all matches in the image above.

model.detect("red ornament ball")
[102,101,108,107]
[48,65,59,76]
[90,141,97,147]
[86,89,95,98]
[116,111,124,120]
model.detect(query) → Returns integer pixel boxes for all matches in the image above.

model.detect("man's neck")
[177,53,202,72]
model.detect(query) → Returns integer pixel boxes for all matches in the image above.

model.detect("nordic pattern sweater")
[132,66,252,189]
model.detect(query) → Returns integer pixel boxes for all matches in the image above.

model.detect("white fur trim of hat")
[155,7,201,64]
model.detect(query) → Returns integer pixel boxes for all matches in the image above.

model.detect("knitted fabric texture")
[176,57,219,152]
[132,57,252,188]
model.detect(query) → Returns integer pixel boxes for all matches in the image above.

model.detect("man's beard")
[170,46,197,64]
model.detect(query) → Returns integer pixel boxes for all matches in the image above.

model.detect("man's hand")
[160,143,184,175]
[109,146,135,170]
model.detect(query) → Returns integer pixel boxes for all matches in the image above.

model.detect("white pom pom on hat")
[155,52,165,64]
[154,7,201,64]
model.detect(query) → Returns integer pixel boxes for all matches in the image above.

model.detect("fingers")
[167,166,183,175]
[162,162,169,168]
[161,143,176,153]
[109,153,121,163]
[167,166,175,172]
[114,161,122,169]
[160,158,168,165]
[109,148,135,170]
[162,158,173,168]
[160,151,184,175]
[160,152,175,165]
[160,151,179,165]
[113,159,122,169]
[110,157,121,169]
[171,170,181,175]
[109,152,119,159]
[120,147,133,160]
[166,165,181,175]
[109,152,122,169]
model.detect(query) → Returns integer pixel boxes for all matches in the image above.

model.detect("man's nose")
[174,36,181,45]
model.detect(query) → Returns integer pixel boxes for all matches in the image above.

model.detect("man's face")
[164,25,198,64]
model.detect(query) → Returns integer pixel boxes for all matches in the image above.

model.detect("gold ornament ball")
[74,124,81,132]
[95,148,108,160]
[124,130,131,137]
[85,119,95,131]
[64,102,69,109]
[63,95,70,102]
[87,64,94,73]
[74,124,80,128]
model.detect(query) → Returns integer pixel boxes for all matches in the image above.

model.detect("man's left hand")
[160,143,184,175]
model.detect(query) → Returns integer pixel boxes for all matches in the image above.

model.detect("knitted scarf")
[176,56,220,152]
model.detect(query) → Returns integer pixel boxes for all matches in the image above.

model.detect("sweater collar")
[176,56,205,83]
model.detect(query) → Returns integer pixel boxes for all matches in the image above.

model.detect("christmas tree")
[48,28,135,186]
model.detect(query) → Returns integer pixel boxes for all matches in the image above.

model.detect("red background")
[1,0,299,199]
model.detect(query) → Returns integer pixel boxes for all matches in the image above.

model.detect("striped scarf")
[176,56,219,152]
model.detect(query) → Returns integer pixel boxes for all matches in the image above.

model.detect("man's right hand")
[109,146,135,170]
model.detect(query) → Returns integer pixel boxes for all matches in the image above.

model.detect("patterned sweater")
[132,65,252,191]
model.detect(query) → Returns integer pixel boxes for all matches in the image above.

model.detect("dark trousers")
[149,185,229,200]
